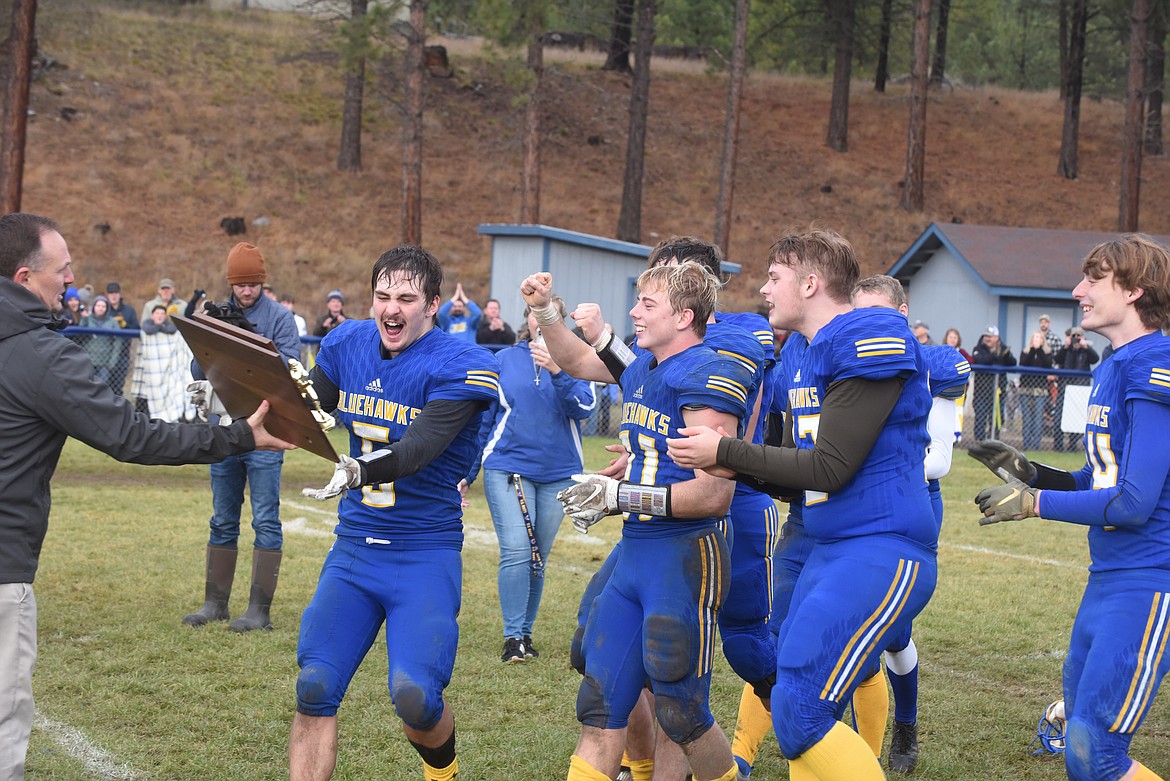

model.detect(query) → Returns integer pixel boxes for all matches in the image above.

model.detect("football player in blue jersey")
[520,261,753,781]
[668,228,937,781]
[850,274,970,773]
[729,330,810,777]
[972,234,1170,781]
[550,236,774,781]
[289,246,500,781]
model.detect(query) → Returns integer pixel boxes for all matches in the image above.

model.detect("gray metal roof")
[888,223,1170,291]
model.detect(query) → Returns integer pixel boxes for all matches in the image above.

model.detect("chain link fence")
[964,365,1094,452]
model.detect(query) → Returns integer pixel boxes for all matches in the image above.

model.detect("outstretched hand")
[302,454,363,501]
[974,468,1039,525]
[247,401,297,451]
[968,439,1036,484]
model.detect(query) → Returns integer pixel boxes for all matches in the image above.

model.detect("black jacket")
[0,277,256,583]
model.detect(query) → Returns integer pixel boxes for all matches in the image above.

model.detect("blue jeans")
[482,469,570,639]
[1019,392,1046,451]
[208,450,285,550]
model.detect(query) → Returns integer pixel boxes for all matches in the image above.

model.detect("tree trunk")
[616,0,655,244]
[1119,0,1151,232]
[874,0,893,92]
[0,0,36,216]
[401,0,426,245]
[1058,0,1087,179]
[1145,0,1165,155]
[714,0,750,255]
[826,0,854,152]
[930,0,951,85]
[337,0,368,173]
[900,0,931,212]
[1059,0,1069,99]
[520,10,544,224]
[603,0,634,74]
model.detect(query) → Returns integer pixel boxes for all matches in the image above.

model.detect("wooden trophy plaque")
[173,313,338,462]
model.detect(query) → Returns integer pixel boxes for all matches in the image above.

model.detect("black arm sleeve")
[308,364,340,413]
[735,408,802,499]
[358,398,489,486]
[717,376,905,492]
[1032,461,1078,490]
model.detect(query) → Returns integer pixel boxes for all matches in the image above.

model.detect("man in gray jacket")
[183,242,300,632]
[0,213,293,781]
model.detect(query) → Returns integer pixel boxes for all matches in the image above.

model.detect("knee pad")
[720,624,775,686]
[643,613,693,684]
[296,663,345,717]
[654,694,714,746]
[574,674,610,728]
[391,675,443,731]
[1063,718,1132,781]
[569,624,586,675]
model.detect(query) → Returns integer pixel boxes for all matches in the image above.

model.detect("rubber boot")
[229,547,282,632]
[182,544,237,626]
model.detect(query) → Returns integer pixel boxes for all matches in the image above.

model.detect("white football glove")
[302,454,363,501]
[557,473,620,534]
[187,380,230,425]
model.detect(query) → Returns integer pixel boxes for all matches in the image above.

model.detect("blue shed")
[478,224,741,339]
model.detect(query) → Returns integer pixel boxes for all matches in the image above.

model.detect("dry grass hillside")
[23,0,1170,314]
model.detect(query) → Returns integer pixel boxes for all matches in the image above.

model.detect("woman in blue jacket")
[466,296,597,663]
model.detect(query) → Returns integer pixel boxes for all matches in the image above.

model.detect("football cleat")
[1029,700,1066,755]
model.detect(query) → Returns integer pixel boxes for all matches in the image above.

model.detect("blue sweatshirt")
[469,340,597,484]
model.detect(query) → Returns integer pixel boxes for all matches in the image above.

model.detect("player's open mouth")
[383,320,404,337]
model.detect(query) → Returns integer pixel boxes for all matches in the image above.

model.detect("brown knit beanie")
[226,242,267,285]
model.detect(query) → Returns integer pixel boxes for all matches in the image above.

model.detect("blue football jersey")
[619,343,752,540]
[923,344,971,399]
[315,322,500,548]
[786,308,934,544]
[1044,332,1170,572]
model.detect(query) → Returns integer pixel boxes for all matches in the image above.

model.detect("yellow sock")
[1127,761,1166,781]
[568,754,611,781]
[788,760,819,781]
[627,756,654,781]
[851,670,890,758]
[731,682,773,767]
[711,765,739,781]
[422,756,458,781]
[789,721,885,781]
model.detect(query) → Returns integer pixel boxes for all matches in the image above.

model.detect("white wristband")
[591,327,613,353]
[531,304,561,326]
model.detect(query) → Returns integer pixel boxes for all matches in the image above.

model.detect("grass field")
[23,433,1170,780]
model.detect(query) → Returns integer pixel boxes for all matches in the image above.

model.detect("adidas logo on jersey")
[364,377,384,393]
[793,369,802,383]
[633,385,644,400]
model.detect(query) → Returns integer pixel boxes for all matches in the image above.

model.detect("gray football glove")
[186,380,231,425]
[302,454,363,501]
[975,469,1040,525]
[557,473,620,534]
[968,439,1037,485]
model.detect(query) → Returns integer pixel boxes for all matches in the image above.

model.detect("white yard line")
[33,714,142,780]
[940,542,1084,570]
